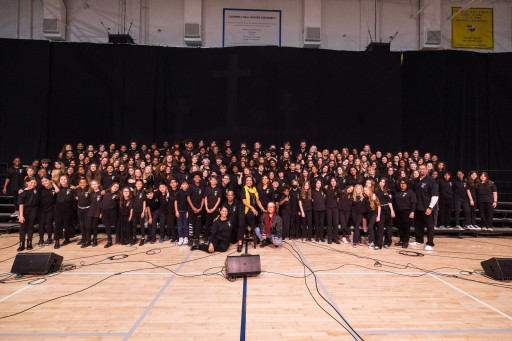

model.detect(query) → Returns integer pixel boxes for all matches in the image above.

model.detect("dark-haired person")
[350,184,366,248]
[83,179,102,247]
[279,185,292,239]
[363,186,380,249]
[53,175,75,249]
[312,180,326,243]
[347,167,363,187]
[453,171,471,231]
[75,178,90,245]
[3,157,25,217]
[289,179,302,239]
[118,187,133,245]
[188,172,205,246]
[222,190,243,244]
[476,172,498,231]
[37,175,56,246]
[100,182,119,248]
[131,180,146,245]
[466,171,480,230]
[411,164,439,251]
[338,186,353,244]
[393,180,416,249]
[192,206,232,253]
[438,172,454,229]
[145,189,160,244]
[204,175,222,244]
[155,183,171,244]
[17,177,38,251]
[240,175,266,252]
[299,180,313,242]
[101,165,119,190]
[325,178,340,244]
[255,202,283,248]
[167,178,179,242]
[175,181,190,246]
[375,178,395,249]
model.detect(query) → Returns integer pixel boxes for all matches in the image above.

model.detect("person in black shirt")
[118,187,133,245]
[393,180,416,249]
[240,175,266,252]
[438,172,454,229]
[131,180,146,245]
[37,175,56,246]
[155,183,171,244]
[54,175,75,249]
[411,165,439,251]
[192,206,232,253]
[188,173,205,246]
[279,186,292,239]
[453,171,471,230]
[175,181,190,246]
[466,171,479,230]
[350,184,366,248]
[75,178,90,246]
[204,175,222,244]
[145,189,160,244]
[257,175,274,209]
[17,177,38,251]
[363,186,381,249]
[312,180,326,243]
[325,178,340,244]
[84,180,102,247]
[100,182,119,248]
[476,172,498,231]
[289,179,301,239]
[375,178,396,249]
[101,165,119,190]
[299,181,313,242]
[3,157,25,217]
[222,190,244,244]
[338,186,353,244]
[167,178,179,242]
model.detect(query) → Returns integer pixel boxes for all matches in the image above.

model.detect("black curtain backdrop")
[1,38,511,172]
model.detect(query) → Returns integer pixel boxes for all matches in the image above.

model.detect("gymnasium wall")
[0,0,512,52]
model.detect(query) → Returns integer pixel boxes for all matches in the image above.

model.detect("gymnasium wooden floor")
[0,233,511,340]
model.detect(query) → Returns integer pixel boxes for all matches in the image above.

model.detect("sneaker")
[374,246,381,250]
[465,225,473,230]
[178,237,183,246]
[446,226,453,230]
[474,225,482,231]
[353,243,357,248]
[424,245,434,251]
[164,236,170,241]
[434,226,440,230]
[455,225,462,229]
[11,211,19,218]
[183,237,189,245]
[383,244,390,249]
[409,242,424,247]
[482,227,488,231]
[302,238,307,242]
[368,242,374,249]
[342,237,348,244]
[357,242,363,246]
[395,241,404,246]
[488,227,493,231]
[310,238,316,242]
[159,237,165,243]
[458,226,464,230]
[334,240,340,244]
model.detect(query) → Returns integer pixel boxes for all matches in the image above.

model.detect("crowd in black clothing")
[3,139,498,253]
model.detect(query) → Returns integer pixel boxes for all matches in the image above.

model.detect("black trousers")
[282,214,291,238]
[414,209,435,246]
[439,198,453,227]
[167,211,177,239]
[77,208,89,241]
[479,202,494,228]
[313,210,325,241]
[301,210,313,239]
[188,210,202,240]
[396,209,412,243]
[454,199,471,227]
[339,210,351,237]
[101,208,116,240]
[157,210,169,239]
[132,211,144,239]
[38,209,53,240]
[469,203,477,225]
[326,208,339,242]
[366,213,378,244]
[86,216,99,241]
[20,209,37,242]
[54,205,73,241]
[290,213,300,238]
[197,238,230,253]
[351,211,363,244]
[205,211,220,240]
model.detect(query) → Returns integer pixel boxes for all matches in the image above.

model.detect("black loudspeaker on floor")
[11,252,63,275]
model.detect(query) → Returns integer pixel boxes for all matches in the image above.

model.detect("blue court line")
[291,240,362,341]
[240,242,249,341]
[122,250,193,341]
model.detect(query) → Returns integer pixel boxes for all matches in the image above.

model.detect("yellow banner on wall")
[452,7,493,49]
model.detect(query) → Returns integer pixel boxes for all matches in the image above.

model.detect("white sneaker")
[302,238,307,242]
[456,225,461,229]
[474,225,481,231]
[409,242,424,246]
[458,226,464,230]
[482,227,488,231]
[487,227,493,231]
[434,226,440,230]
[311,239,316,242]
[342,237,348,244]
[183,237,189,245]
[465,225,473,230]
[368,242,374,249]
[178,237,183,246]
[424,245,434,251]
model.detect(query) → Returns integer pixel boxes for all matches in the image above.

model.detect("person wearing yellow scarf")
[239,176,267,252]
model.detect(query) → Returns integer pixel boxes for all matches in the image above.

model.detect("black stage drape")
[0,39,510,172]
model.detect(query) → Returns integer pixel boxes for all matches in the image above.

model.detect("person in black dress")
[17,177,38,251]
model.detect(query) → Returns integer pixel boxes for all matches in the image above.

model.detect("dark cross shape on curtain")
[172,99,190,137]
[213,54,251,130]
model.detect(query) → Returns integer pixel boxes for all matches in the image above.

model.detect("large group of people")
[3,139,498,253]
